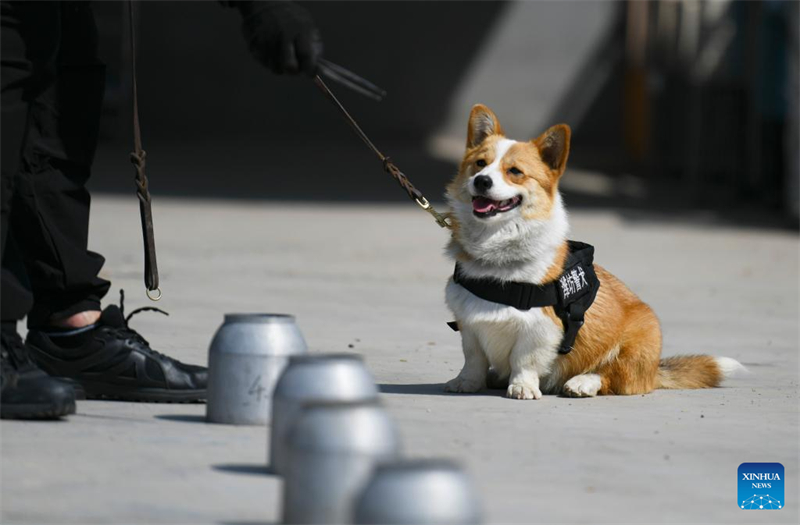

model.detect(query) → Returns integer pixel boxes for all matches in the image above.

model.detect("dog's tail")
[656,355,746,389]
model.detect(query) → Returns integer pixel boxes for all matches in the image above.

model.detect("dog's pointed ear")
[467,104,503,148]
[533,124,571,175]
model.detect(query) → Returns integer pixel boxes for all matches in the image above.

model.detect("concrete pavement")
[1,195,798,524]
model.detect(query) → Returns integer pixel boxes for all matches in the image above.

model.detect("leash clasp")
[415,197,452,229]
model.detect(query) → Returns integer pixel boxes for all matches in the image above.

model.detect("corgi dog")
[443,104,744,399]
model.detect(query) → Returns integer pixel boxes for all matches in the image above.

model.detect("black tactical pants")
[1,1,110,329]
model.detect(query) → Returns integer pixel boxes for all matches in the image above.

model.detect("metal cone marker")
[269,353,378,474]
[206,314,307,425]
[281,400,401,524]
[353,459,484,524]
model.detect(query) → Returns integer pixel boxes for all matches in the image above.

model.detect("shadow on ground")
[378,382,448,395]
[212,464,276,477]
[378,383,506,396]
[218,521,276,525]
[154,414,207,424]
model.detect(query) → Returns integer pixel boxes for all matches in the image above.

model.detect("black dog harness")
[449,241,600,354]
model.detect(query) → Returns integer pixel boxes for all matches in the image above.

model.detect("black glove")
[234,1,323,76]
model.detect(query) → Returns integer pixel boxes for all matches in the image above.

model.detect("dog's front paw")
[506,382,543,400]
[562,374,602,398]
[444,375,484,393]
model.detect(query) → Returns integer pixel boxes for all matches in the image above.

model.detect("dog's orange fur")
[547,263,728,394]
[449,104,731,395]
[540,266,666,395]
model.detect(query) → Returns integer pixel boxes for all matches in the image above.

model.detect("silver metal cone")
[206,313,307,425]
[353,459,483,524]
[281,400,401,524]
[269,353,378,474]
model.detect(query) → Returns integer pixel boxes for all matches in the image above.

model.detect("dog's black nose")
[473,175,493,193]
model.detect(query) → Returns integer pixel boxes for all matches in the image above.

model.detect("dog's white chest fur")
[444,194,570,393]
[445,277,564,391]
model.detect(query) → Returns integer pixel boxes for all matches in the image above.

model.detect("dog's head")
[446,104,571,225]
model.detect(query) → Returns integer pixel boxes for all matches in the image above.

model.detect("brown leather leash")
[128,0,160,301]
[312,76,452,230]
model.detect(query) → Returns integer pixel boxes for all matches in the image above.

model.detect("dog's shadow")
[379,383,448,396]
[378,382,507,396]
[213,463,276,477]
[379,369,517,397]
[218,521,277,525]
[154,414,207,424]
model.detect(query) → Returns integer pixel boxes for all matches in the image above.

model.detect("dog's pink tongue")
[472,197,496,213]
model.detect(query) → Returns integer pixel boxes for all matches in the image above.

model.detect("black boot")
[1,330,76,419]
[26,292,207,403]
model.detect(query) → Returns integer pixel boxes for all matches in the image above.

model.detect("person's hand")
[235,1,323,76]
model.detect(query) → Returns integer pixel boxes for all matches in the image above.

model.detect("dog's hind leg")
[562,373,603,397]
[444,327,488,393]
[564,304,662,396]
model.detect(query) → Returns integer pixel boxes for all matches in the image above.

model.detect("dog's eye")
[509,167,523,176]
[475,159,487,168]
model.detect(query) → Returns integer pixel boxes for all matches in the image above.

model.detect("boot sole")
[81,382,206,403]
[0,398,76,420]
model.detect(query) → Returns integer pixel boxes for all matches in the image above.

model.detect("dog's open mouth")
[472,196,522,218]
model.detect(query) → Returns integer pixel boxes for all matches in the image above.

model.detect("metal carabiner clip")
[415,197,452,229]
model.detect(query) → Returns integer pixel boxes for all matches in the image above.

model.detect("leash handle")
[318,59,386,101]
[128,0,161,300]
[312,76,452,229]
